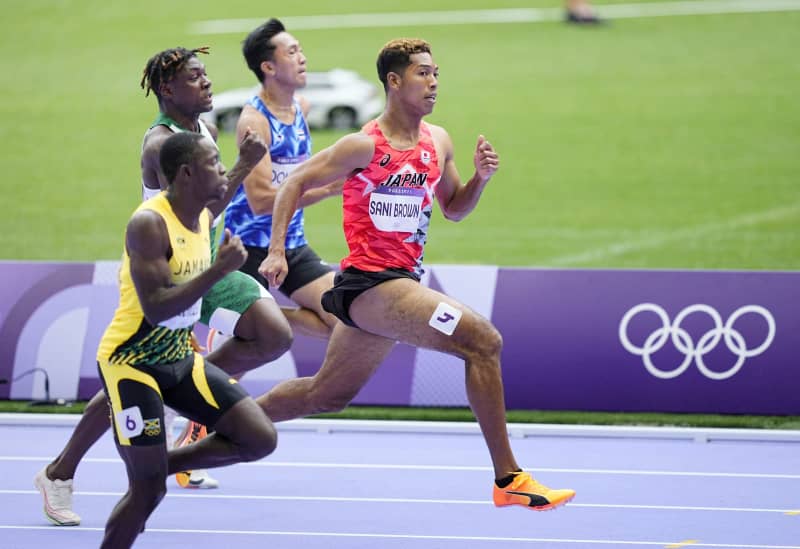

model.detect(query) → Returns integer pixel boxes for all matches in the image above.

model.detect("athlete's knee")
[86,390,109,414]
[228,399,278,461]
[464,321,503,362]
[260,321,293,355]
[308,384,356,415]
[89,389,107,405]
[83,391,114,430]
[243,300,294,357]
[321,312,338,334]
[129,473,167,509]
[240,420,278,461]
[483,324,504,357]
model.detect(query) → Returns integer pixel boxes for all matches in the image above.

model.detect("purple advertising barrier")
[493,269,799,414]
[0,262,97,400]
[0,261,418,407]
[1,260,797,414]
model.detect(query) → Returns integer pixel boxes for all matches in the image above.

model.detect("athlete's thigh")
[312,321,396,397]
[98,361,167,448]
[289,271,336,315]
[200,269,274,336]
[117,443,168,484]
[232,292,290,341]
[349,278,490,358]
[162,354,249,429]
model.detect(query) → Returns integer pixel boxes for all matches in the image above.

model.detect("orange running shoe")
[174,421,219,489]
[205,328,218,352]
[189,330,205,352]
[493,472,575,511]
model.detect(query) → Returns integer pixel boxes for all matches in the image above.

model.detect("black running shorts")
[242,244,333,297]
[98,354,249,447]
[321,266,420,328]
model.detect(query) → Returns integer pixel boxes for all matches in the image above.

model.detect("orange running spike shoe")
[205,328,218,352]
[493,472,575,511]
[174,421,219,489]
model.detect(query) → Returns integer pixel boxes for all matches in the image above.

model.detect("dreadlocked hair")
[141,46,210,98]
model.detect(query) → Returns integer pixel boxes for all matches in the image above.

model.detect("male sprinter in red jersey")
[258,38,575,511]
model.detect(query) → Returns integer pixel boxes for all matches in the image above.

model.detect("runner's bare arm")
[126,211,244,324]
[140,128,173,191]
[206,125,267,218]
[259,132,373,288]
[237,104,341,215]
[267,132,374,255]
[431,126,499,222]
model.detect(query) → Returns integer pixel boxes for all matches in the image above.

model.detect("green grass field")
[2,0,798,270]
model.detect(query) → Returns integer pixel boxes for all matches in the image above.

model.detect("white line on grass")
[189,0,800,34]
[1,524,799,548]
[547,201,800,267]
[2,456,799,479]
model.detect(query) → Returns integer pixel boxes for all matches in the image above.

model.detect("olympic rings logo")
[618,304,776,380]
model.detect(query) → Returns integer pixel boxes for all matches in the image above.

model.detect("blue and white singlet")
[224,96,311,249]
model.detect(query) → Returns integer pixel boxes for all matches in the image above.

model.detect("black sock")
[495,469,523,488]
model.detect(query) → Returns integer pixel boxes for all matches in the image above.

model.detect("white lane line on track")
[1,524,799,548]
[189,0,800,34]
[2,456,799,479]
[6,415,798,444]
[3,489,796,514]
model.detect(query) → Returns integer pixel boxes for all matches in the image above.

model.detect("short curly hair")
[376,39,432,91]
[159,132,206,185]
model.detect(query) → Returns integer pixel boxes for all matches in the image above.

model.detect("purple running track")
[1,415,799,548]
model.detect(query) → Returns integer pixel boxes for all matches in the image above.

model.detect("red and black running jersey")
[341,120,441,275]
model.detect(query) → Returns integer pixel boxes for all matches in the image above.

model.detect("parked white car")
[202,69,384,132]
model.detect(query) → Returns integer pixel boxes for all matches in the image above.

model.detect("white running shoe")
[185,469,220,489]
[34,468,81,526]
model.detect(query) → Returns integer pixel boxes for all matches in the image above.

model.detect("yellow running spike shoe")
[493,472,575,511]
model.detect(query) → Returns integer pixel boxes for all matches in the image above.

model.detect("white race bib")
[368,186,425,233]
[272,157,303,187]
[429,302,463,336]
[115,406,144,439]
[158,298,202,330]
